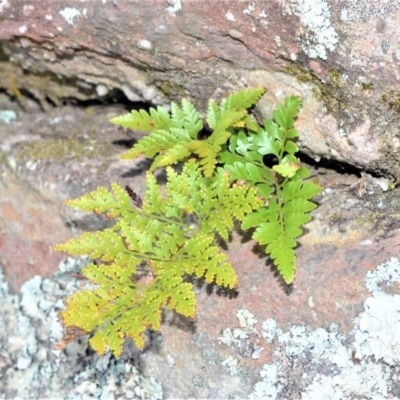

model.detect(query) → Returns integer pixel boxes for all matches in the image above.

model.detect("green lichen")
[379,90,400,114]
[329,213,341,223]
[157,79,186,99]
[16,134,116,171]
[0,150,7,164]
[361,82,374,91]
[355,212,378,227]
[284,64,347,114]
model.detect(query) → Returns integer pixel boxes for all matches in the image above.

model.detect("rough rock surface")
[2,2,400,395]
[0,95,151,291]
[1,1,400,177]
[2,90,400,397]
[0,257,163,400]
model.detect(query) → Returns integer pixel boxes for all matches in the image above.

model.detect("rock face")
[2,0,400,397]
[1,1,400,177]
[1,87,400,398]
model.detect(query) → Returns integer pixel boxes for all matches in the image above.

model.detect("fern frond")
[272,95,302,131]
[189,88,265,176]
[119,128,191,163]
[116,99,203,170]
[63,183,134,220]
[183,233,238,288]
[172,99,203,138]
[114,88,265,176]
[110,106,171,131]
[55,89,323,357]
[220,87,266,114]
[53,229,128,261]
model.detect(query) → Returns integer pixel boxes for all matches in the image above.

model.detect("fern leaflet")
[54,90,322,357]
[221,95,322,283]
[54,159,261,356]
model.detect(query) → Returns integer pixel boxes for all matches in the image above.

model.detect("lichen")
[16,133,116,172]
[246,257,400,399]
[283,0,339,60]
[339,2,400,23]
[360,82,374,91]
[379,90,400,115]
[284,64,347,114]
[0,150,7,164]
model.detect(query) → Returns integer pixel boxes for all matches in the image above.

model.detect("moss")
[0,150,7,164]
[16,135,116,172]
[361,82,374,91]
[355,211,382,227]
[284,65,348,114]
[379,90,400,114]
[329,213,341,223]
[157,79,186,99]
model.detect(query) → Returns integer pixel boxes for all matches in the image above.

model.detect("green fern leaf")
[110,106,171,131]
[283,179,322,201]
[161,269,196,316]
[155,143,191,167]
[273,163,300,178]
[272,95,302,130]
[221,87,266,112]
[174,99,203,138]
[65,186,119,215]
[117,99,203,168]
[184,233,238,288]
[53,229,127,260]
[54,89,323,357]
[188,88,265,176]
[63,183,134,219]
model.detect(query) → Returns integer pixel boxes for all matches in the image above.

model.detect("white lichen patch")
[226,11,235,21]
[0,0,9,13]
[219,309,264,369]
[246,257,400,399]
[237,309,258,329]
[221,355,241,375]
[0,110,17,124]
[243,3,256,15]
[59,7,81,26]
[365,257,400,292]
[354,290,400,365]
[283,0,339,60]
[166,0,181,16]
[0,258,163,399]
[339,1,400,22]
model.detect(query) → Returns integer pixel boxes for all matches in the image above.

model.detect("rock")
[0,259,163,399]
[1,70,400,395]
[0,97,150,292]
[1,1,400,176]
[1,3,400,394]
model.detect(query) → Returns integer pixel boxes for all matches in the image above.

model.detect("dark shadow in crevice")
[121,158,153,178]
[112,138,137,149]
[298,152,370,178]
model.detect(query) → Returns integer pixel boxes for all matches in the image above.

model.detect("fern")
[54,159,262,356]
[220,96,322,282]
[54,89,322,356]
[111,88,265,176]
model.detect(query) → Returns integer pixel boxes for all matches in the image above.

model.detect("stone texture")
[1,0,400,396]
[1,91,400,396]
[0,98,150,291]
[1,1,400,177]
